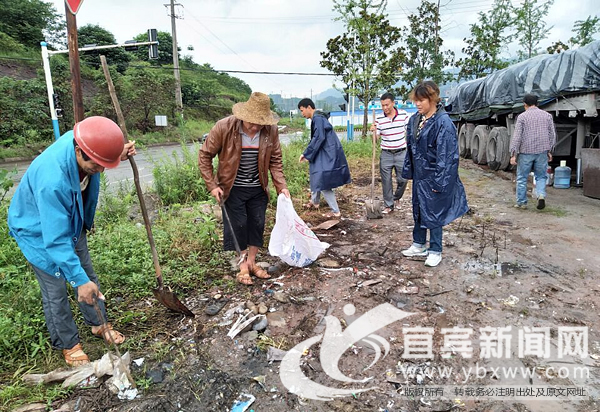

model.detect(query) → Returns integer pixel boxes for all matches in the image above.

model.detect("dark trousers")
[31,231,108,350]
[223,185,268,251]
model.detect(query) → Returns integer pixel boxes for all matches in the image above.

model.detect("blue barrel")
[553,161,571,189]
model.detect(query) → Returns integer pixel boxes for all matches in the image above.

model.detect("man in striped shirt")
[370,92,410,214]
[509,93,556,210]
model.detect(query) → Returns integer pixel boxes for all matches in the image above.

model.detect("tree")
[0,0,63,49]
[455,0,513,80]
[546,40,569,54]
[513,0,554,60]
[78,24,131,73]
[320,0,404,137]
[398,0,454,97]
[132,30,178,65]
[570,15,600,47]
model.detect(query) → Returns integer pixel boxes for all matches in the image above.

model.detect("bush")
[151,142,211,205]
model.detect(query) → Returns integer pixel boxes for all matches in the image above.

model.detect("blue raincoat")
[8,131,100,287]
[402,106,468,228]
[303,111,351,192]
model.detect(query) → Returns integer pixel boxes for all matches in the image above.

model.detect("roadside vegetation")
[0,135,373,411]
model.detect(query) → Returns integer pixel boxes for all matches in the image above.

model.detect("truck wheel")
[487,127,509,171]
[471,125,490,165]
[459,123,475,159]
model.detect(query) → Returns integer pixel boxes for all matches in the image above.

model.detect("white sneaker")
[401,245,428,257]
[425,253,442,267]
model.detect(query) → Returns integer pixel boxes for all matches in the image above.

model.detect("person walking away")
[369,92,410,214]
[199,92,290,285]
[8,116,136,366]
[298,98,351,218]
[509,93,556,210]
[401,81,469,267]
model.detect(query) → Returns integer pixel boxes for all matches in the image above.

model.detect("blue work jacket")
[8,131,100,287]
[402,106,469,228]
[303,111,351,192]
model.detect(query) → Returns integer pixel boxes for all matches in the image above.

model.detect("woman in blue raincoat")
[401,81,469,267]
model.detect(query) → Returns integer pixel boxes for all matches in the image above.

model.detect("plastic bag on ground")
[268,194,329,267]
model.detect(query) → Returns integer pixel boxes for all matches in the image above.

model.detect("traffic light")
[339,104,347,111]
[148,29,158,60]
[53,93,63,118]
[124,40,138,51]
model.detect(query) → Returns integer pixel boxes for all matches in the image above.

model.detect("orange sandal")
[236,269,253,285]
[63,343,90,367]
[250,264,271,279]
[92,323,125,345]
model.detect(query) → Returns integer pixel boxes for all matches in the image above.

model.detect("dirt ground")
[52,161,600,412]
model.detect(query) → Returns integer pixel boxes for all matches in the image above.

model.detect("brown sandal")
[236,269,253,285]
[63,343,90,367]
[92,323,125,345]
[250,264,271,279]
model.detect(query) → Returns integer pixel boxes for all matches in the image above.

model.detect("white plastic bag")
[268,194,329,267]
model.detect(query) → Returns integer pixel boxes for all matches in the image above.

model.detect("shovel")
[100,56,194,317]
[366,109,383,219]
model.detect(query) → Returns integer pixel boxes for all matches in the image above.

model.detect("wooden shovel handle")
[100,55,164,289]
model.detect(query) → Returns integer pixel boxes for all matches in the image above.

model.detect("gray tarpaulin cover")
[447,40,600,120]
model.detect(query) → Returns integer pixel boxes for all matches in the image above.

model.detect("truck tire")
[487,127,509,171]
[471,125,490,164]
[459,123,475,158]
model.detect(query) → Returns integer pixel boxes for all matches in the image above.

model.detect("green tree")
[513,0,554,59]
[546,40,569,54]
[320,0,404,137]
[124,65,175,132]
[78,24,131,73]
[398,0,454,97]
[132,30,177,65]
[570,15,600,47]
[456,0,513,80]
[0,0,63,49]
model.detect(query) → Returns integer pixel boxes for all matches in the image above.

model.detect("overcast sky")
[49,0,597,98]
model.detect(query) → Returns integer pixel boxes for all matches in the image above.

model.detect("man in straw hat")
[199,92,290,285]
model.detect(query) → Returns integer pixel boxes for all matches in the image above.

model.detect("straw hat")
[232,92,279,125]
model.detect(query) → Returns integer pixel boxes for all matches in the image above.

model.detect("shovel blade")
[366,200,383,219]
[152,287,195,317]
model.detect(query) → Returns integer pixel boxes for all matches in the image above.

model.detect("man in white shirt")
[370,92,410,214]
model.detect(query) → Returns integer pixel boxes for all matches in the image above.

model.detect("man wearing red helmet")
[8,116,136,366]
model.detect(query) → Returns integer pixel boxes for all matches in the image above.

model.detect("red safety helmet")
[74,116,124,169]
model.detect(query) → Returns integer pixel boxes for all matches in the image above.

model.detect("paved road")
[3,132,306,196]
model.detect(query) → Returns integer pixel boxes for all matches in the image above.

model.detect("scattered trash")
[12,403,46,412]
[133,357,145,367]
[252,375,267,391]
[230,393,255,412]
[359,279,382,287]
[267,346,287,362]
[313,219,340,230]
[228,312,265,339]
[23,352,134,390]
[499,295,519,306]
[397,286,419,294]
[317,258,341,268]
[205,298,229,316]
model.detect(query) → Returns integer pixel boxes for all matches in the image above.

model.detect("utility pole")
[65,3,84,123]
[168,0,183,121]
[434,0,441,57]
